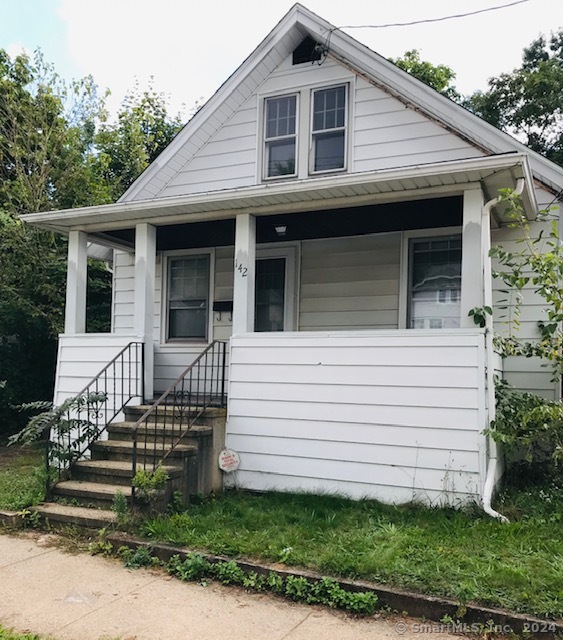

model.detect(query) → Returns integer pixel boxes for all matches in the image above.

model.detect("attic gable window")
[311,85,347,172]
[264,94,297,178]
[292,36,323,65]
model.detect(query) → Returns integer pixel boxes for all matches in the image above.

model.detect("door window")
[255,258,286,332]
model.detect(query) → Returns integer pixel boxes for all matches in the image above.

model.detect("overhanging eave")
[20,154,537,237]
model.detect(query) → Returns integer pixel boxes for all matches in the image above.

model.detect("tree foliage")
[466,30,563,166]
[96,82,183,200]
[0,49,182,438]
[390,49,460,100]
[487,189,563,379]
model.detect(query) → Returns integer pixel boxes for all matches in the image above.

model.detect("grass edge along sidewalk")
[137,488,563,619]
[106,534,563,639]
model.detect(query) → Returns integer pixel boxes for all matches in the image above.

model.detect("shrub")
[486,379,563,481]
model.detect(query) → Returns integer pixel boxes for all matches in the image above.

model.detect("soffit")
[20,155,536,239]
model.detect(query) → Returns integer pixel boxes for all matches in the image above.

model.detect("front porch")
[36,156,538,507]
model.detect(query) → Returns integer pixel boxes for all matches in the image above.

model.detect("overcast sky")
[2,0,562,120]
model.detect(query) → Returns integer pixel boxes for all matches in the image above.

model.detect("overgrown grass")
[0,446,44,510]
[141,485,563,619]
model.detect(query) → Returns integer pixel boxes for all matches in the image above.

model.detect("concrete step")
[107,421,212,445]
[123,405,226,427]
[90,439,198,464]
[72,459,182,486]
[33,502,117,529]
[52,480,133,509]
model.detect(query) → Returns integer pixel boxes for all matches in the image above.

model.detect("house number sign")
[218,448,240,473]
[235,258,248,277]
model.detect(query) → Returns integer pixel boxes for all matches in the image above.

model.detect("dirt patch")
[0,446,41,471]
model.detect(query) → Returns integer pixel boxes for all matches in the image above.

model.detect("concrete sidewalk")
[0,533,460,640]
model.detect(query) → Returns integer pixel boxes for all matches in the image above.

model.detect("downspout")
[481,178,525,523]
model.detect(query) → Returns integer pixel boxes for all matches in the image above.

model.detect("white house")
[22,4,563,512]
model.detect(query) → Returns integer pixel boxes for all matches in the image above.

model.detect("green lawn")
[0,446,44,511]
[141,484,563,619]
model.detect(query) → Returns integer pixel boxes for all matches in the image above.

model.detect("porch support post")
[460,188,485,328]
[134,223,156,401]
[232,213,256,334]
[64,230,88,334]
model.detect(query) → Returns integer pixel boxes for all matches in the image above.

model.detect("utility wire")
[316,0,533,64]
[333,0,532,31]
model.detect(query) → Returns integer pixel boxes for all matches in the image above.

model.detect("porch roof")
[21,153,536,238]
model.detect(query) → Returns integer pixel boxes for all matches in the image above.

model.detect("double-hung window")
[264,94,297,178]
[262,84,348,180]
[311,85,347,172]
[167,255,210,340]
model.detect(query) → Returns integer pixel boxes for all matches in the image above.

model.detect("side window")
[408,236,462,329]
[264,94,297,178]
[167,255,210,340]
[311,85,347,173]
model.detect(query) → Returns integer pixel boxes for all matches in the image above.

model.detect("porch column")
[134,223,156,401]
[232,213,256,334]
[460,188,485,328]
[64,230,88,334]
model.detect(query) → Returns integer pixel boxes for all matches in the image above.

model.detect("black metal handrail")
[45,341,144,498]
[131,340,227,503]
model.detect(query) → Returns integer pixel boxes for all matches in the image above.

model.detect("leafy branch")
[474,189,563,379]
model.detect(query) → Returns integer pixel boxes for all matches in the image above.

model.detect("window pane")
[313,131,345,171]
[168,256,209,339]
[255,258,285,332]
[266,139,296,176]
[313,86,345,132]
[409,236,462,329]
[169,308,207,339]
[266,96,296,138]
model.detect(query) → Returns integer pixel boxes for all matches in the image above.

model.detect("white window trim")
[256,73,354,182]
[255,243,299,331]
[398,226,462,330]
[262,93,299,181]
[309,83,349,175]
[160,248,216,346]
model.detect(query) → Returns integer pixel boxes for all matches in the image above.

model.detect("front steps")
[35,404,226,530]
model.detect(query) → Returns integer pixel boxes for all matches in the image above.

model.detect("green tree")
[466,30,563,167]
[95,82,183,199]
[0,50,184,438]
[390,49,460,100]
[0,49,111,214]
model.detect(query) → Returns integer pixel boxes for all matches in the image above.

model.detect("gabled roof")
[120,3,563,203]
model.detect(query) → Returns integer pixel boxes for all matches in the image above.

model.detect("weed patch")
[0,626,43,640]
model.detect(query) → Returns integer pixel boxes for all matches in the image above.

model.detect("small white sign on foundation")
[218,449,240,473]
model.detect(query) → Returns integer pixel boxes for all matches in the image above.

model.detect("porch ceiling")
[20,154,536,239]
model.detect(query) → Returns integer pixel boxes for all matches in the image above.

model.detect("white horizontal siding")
[258,56,350,94]
[128,52,489,201]
[53,335,143,432]
[299,234,400,330]
[492,192,558,400]
[157,98,258,198]
[227,331,487,506]
[352,77,484,173]
[112,250,135,334]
